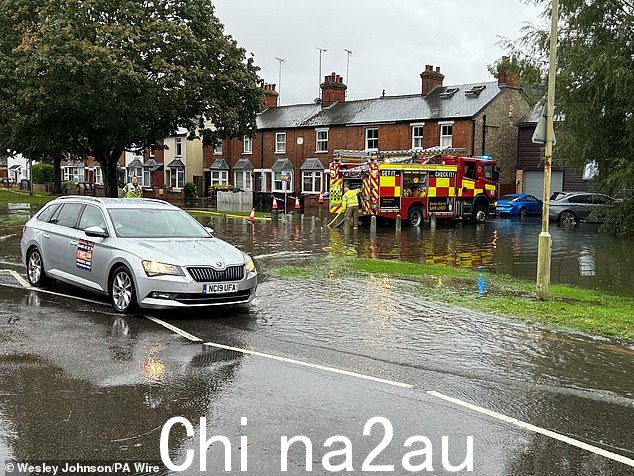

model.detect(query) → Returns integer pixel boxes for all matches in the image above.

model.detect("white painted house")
[7,154,30,182]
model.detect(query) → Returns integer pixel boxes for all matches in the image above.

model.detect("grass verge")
[271,256,634,340]
[0,188,57,205]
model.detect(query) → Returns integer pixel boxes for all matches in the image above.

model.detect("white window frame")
[210,170,229,187]
[94,166,103,185]
[411,123,425,149]
[175,138,182,157]
[234,170,253,191]
[63,166,83,183]
[439,121,454,148]
[273,170,293,193]
[128,166,143,185]
[252,169,271,192]
[365,128,379,151]
[149,148,155,159]
[243,136,253,154]
[167,168,184,189]
[213,140,223,155]
[142,169,151,188]
[301,170,323,194]
[315,128,328,153]
[275,132,286,154]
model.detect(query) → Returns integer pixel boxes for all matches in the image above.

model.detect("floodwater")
[2,202,634,295]
[1,202,634,473]
[199,211,634,296]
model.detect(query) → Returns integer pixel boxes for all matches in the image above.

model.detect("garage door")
[523,170,564,200]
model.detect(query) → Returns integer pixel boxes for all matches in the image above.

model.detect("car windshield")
[108,208,209,238]
[500,195,520,202]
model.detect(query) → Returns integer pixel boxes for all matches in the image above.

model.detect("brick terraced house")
[207,63,530,202]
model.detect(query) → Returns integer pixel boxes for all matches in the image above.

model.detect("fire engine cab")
[328,148,499,225]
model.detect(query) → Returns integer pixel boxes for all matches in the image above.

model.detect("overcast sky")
[213,0,543,105]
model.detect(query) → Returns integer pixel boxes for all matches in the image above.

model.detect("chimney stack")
[320,72,347,107]
[263,83,279,109]
[420,64,444,96]
[497,56,520,89]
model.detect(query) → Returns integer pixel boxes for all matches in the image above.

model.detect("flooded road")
[200,211,634,296]
[2,203,634,295]
[0,202,633,474]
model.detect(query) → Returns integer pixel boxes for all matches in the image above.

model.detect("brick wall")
[209,118,476,192]
[473,88,530,194]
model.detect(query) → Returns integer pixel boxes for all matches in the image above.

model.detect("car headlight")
[245,257,256,274]
[142,260,184,277]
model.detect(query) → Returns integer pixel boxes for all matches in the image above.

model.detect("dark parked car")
[548,192,617,225]
[495,193,542,219]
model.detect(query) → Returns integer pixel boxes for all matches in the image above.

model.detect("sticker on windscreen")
[76,240,94,270]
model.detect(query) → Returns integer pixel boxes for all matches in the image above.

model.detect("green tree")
[505,0,634,232]
[31,163,55,184]
[0,0,263,197]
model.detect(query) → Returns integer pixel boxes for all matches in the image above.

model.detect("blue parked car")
[495,193,542,219]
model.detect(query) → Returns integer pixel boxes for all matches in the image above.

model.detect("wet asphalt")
[0,209,633,475]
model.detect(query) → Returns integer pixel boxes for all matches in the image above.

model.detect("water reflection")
[0,203,632,294]
[196,214,634,296]
[0,297,247,463]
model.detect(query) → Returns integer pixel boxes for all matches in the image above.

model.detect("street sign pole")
[536,0,559,300]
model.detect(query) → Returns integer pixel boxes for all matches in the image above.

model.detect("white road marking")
[252,251,313,260]
[427,390,634,468]
[0,260,22,267]
[0,270,110,306]
[143,315,203,342]
[203,341,413,388]
[1,268,631,467]
[7,270,29,288]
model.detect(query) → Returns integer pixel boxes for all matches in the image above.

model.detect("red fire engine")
[328,148,499,225]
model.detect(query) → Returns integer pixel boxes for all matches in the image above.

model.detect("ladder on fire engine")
[334,146,466,164]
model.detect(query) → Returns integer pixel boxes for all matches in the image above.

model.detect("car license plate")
[203,283,238,294]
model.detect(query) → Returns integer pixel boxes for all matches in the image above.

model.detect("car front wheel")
[110,266,137,313]
[27,248,47,287]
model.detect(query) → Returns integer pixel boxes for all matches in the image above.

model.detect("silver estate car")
[21,197,257,312]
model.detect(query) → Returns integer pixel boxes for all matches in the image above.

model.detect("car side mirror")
[84,226,108,238]
[205,226,215,237]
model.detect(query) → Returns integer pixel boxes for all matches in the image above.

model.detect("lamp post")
[536,0,559,300]
[274,57,285,106]
[315,47,327,99]
[344,49,353,97]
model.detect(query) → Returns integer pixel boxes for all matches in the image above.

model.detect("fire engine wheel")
[408,206,424,227]
[473,203,488,223]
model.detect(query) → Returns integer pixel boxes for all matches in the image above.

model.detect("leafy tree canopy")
[0,0,263,196]
[503,0,634,232]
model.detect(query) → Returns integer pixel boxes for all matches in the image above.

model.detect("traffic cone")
[272,195,278,210]
[294,196,301,209]
[318,191,324,203]
[248,208,255,222]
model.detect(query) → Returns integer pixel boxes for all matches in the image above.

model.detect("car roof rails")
[57,196,104,203]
